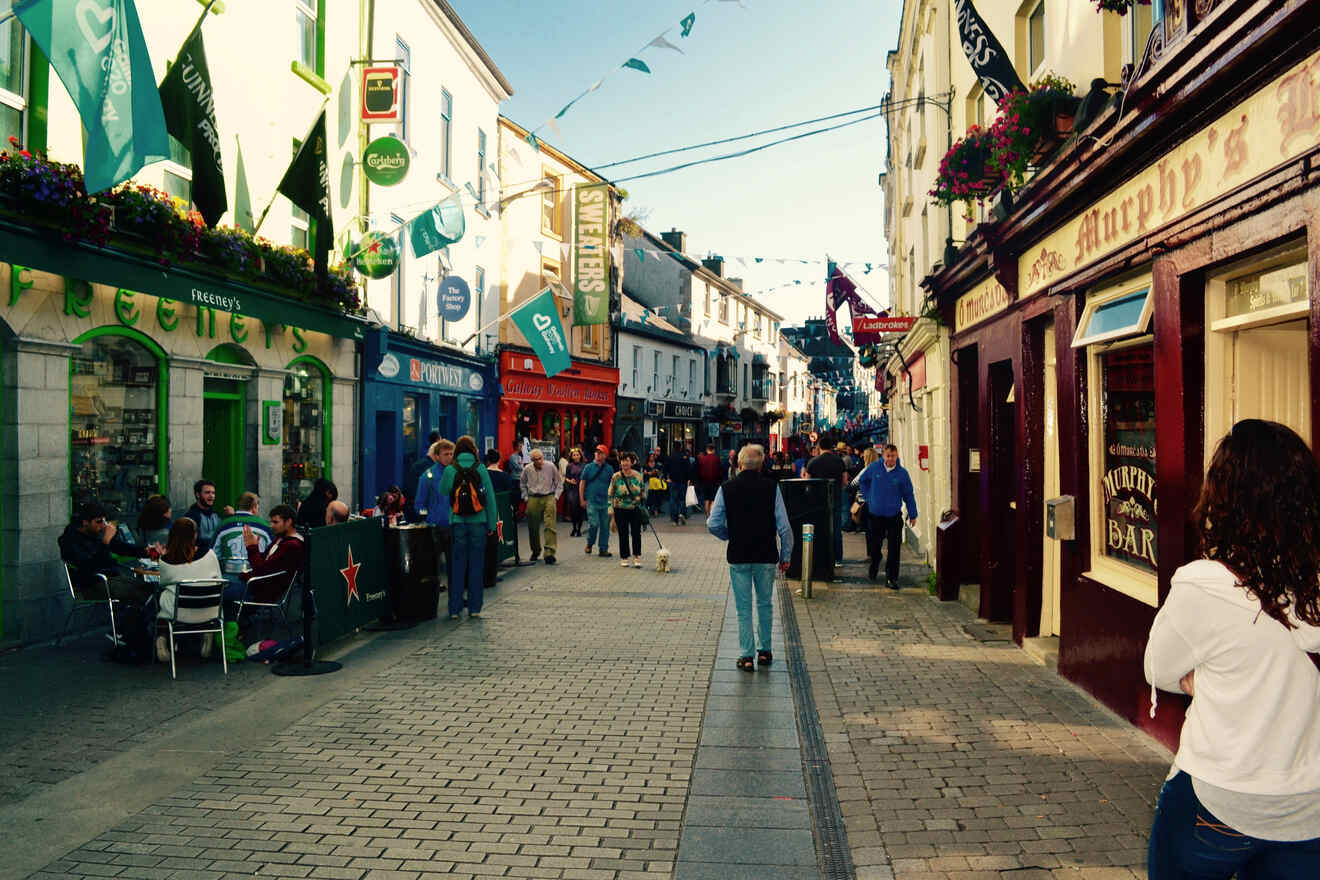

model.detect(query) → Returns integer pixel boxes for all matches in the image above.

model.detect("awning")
[0,219,368,340]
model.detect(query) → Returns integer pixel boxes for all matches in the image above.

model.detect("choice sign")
[363,136,410,186]
[355,232,400,279]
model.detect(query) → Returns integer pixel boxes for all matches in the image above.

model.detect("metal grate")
[779,577,856,880]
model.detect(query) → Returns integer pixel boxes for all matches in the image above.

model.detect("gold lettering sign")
[1018,48,1320,299]
[955,276,1011,333]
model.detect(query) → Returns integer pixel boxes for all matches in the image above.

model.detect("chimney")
[660,228,686,253]
[727,278,744,291]
[702,256,724,277]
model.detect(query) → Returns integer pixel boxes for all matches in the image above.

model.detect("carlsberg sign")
[363,136,410,186]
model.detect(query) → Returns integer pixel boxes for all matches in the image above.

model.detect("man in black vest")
[707,444,795,672]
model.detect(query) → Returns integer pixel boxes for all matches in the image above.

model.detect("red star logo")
[340,546,362,606]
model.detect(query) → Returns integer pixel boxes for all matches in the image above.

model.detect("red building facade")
[497,349,619,459]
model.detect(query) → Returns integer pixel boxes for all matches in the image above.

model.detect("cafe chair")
[159,578,227,680]
[58,564,119,647]
[234,571,299,640]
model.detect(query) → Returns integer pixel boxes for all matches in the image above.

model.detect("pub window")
[70,331,165,527]
[541,169,563,238]
[0,17,27,146]
[294,0,318,71]
[1027,0,1046,75]
[1075,276,1157,605]
[283,358,329,507]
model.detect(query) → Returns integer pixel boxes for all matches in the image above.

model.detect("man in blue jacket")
[856,443,918,589]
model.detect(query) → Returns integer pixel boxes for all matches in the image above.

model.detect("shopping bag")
[685,485,698,509]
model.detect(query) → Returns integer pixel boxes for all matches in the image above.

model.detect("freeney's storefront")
[497,349,618,462]
[359,329,497,507]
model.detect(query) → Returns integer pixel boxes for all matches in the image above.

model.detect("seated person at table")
[225,504,304,606]
[374,485,406,524]
[155,518,223,662]
[296,478,338,531]
[326,500,350,525]
[212,492,271,577]
[184,479,223,551]
[59,502,163,604]
[136,495,173,547]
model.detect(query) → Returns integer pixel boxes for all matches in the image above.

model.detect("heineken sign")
[355,232,399,279]
[363,136,410,186]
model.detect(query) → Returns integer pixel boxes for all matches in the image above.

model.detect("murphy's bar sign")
[954,275,1011,333]
[1019,48,1320,299]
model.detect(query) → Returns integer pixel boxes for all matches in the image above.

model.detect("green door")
[203,385,245,510]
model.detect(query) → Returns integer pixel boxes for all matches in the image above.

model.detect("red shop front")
[497,350,619,459]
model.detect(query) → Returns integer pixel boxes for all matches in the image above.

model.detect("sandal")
[736,656,755,672]
[757,650,773,667]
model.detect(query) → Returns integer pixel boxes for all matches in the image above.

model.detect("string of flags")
[627,248,884,274]
[524,0,748,149]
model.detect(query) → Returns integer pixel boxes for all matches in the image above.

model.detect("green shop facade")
[0,224,364,646]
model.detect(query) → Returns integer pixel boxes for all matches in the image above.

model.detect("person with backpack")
[437,435,498,619]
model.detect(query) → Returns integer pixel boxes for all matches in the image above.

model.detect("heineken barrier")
[306,517,391,644]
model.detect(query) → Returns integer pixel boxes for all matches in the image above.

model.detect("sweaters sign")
[572,184,611,325]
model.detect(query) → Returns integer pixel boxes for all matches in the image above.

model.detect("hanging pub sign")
[439,275,471,322]
[361,66,402,122]
[355,232,400,279]
[853,314,916,342]
[362,136,410,186]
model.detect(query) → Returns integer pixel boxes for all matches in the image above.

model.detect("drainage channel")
[779,579,856,880]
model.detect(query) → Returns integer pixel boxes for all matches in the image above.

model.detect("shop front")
[613,396,645,459]
[0,234,361,645]
[656,400,702,454]
[934,24,1320,748]
[496,350,618,464]
[360,330,497,507]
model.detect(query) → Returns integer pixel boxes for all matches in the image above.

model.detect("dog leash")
[648,518,665,550]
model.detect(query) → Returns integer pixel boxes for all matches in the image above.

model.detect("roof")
[628,226,784,321]
[619,295,702,350]
[498,117,611,187]
[621,295,683,334]
[431,1,514,96]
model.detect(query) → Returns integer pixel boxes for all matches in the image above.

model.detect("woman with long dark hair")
[1145,419,1320,876]
[608,452,647,569]
[563,447,587,536]
[156,517,222,662]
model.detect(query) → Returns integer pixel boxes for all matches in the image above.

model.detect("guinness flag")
[278,109,333,280]
[159,30,226,226]
[954,0,1025,106]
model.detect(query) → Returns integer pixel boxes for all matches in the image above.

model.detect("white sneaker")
[155,635,170,663]
[620,559,630,567]
[199,633,214,659]
[633,558,641,568]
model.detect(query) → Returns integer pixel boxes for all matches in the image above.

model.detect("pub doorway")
[1040,323,1062,636]
[984,360,1017,622]
[202,384,245,509]
[955,345,981,589]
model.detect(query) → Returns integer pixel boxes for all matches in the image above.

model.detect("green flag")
[278,109,332,277]
[510,287,571,378]
[409,192,464,258]
[622,58,651,74]
[572,183,610,325]
[15,0,169,194]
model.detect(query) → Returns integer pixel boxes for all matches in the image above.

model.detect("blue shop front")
[359,330,497,508]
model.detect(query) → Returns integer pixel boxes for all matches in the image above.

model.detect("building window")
[476,128,487,205]
[743,364,749,398]
[0,17,27,146]
[395,37,411,143]
[390,213,406,329]
[283,359,328,506]
[294,0,318,71]
[70,333,163,524]
[672,354,679,391]
[439,88,452,180]
[689,359,696,397]
[718,294,728,324]
[1027,0,1045,74]
[474,265,486,349]
[289,139,309,250]
[582,323,598,353]
[653,351,661,392]
[704,286,711,316]
[1128,1,1161,64]
[632,346,640,389]
[541,169,563,238]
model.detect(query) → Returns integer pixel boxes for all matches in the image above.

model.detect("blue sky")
[449,0,902,325]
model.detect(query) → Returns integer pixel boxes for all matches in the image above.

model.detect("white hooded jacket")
[1145,559,1320,796]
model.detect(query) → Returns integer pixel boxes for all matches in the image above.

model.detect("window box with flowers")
[0,139,363,316]
[1093,0,1151,13]
[930,127,1003,218]
[991,74,1079,191]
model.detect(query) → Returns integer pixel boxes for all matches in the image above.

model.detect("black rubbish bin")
[781,478,835,582]
[484,529,499,588]
[384,524,439,620]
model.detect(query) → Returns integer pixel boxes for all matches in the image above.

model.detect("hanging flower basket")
[930,126,1004,214]
[991,73,1078,189]
[1092,0,1151,13]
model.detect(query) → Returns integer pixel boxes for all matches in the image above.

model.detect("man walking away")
[521,449,563,564]
[696,444,722,518]
[484,447,519,563]
[805,442,847,565]
[666,442,693,525]
[857,444,918,589]
[708,445,794,672]
[580,444,614,557]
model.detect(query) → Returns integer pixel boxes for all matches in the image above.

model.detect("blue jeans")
[449,522,487,616]
[729,563,775,658]
[670,482,687,522]
[1148,771,1320,879]
[585,503,610,552]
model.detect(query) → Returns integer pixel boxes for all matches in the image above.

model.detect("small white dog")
[655,548,671,573]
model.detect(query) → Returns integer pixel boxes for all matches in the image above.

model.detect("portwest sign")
[372,350,484,393]
[362,136,410,186]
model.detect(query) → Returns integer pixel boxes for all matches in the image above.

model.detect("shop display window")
[282,361,327,506]
[1077,275,1158,605]
[70,335,161,524]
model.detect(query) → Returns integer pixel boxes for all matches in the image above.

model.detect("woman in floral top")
[609,452,648,568]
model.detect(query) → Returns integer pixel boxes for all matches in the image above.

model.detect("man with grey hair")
[521,448,563,564]
[707,444,795,672]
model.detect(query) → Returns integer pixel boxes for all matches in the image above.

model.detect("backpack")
[450,464,486,516]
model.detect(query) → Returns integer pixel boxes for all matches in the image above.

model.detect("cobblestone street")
[3,521,1170,880]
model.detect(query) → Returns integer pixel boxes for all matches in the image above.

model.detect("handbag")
[850,499,866,524]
